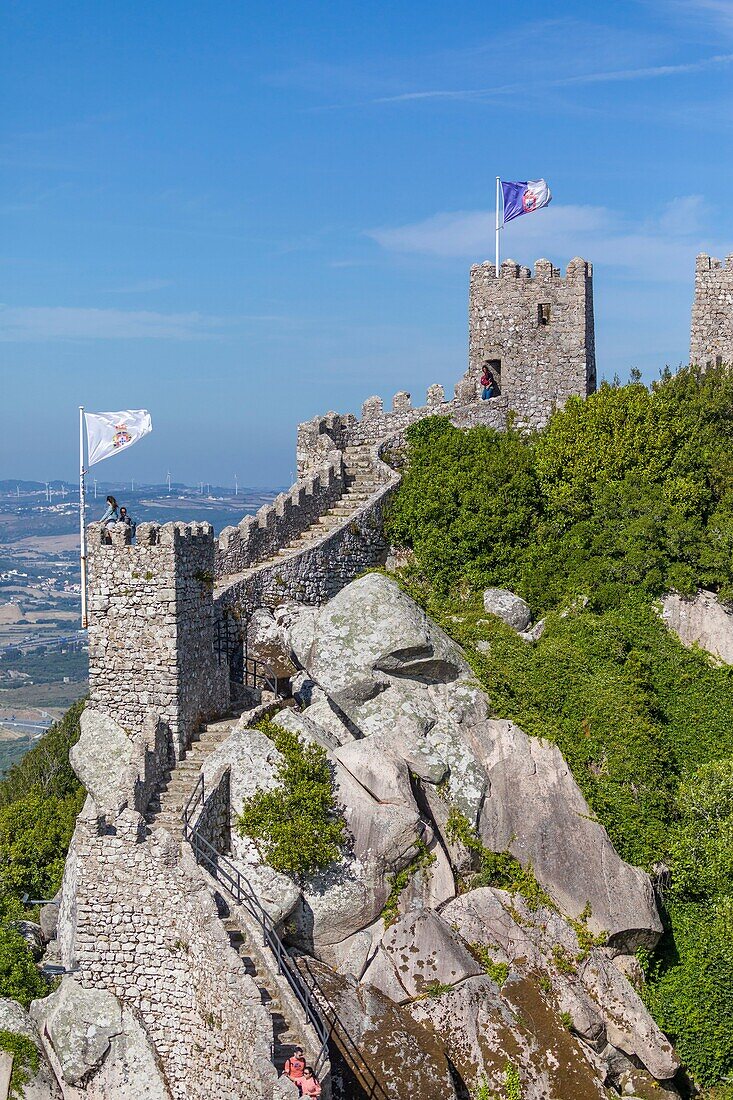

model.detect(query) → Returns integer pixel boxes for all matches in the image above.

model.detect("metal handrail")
[182,782,330,1076]
[244,655,279,696]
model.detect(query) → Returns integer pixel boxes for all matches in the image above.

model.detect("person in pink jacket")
[299,1066,322,1097]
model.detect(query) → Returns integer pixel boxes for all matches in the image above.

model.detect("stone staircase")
[218,443,382,587]
[145,702,319,1084]
[222,915,304,1076]
[145,707,250,834]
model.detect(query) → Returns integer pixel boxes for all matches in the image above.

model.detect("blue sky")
[2,0,733,487]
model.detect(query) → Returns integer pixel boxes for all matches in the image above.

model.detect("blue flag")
[501,179,552,223]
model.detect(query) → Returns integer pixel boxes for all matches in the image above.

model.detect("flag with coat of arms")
[84,409,153,466]
[501,179,552,223]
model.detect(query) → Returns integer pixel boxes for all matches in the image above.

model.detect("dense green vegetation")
[0,699,84,1009]
[0,1029,40,1098]
[388,366,733,611]
[237,718,346,880]
[386,368,733,1093]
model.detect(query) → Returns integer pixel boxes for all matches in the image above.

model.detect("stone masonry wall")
[87,521,228,758]
[61,806,277,1100]
[469,256,596,429]
[216,452,346,578]
[691,253,733,367]
[217,451,400,615]
[296,388,508,479]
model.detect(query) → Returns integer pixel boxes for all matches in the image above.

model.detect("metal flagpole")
[79,406,88,629]
[495,176,501,276]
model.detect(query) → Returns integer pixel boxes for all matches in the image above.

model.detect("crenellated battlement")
[217,452,346,575]
[470,256,593,282]
[695,253,733,272]
[90,520,216,549]
[691,254,733,368]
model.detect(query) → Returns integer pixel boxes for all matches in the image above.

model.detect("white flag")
[84,409,153,467]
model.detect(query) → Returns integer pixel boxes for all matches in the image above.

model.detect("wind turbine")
[166,471,172,495]
[234,474,238,497]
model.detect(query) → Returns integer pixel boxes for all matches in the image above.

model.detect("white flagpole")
[79,406,88,629]
[495,177,502,275]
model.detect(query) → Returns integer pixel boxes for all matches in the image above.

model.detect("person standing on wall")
[480,363,498,399]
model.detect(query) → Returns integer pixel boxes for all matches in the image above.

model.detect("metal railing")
[182,779,330,1076]
[244,655,279,695]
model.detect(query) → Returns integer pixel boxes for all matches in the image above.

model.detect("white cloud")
[368,197,726,282]
[371,52,733,104]
[0,306,225,342]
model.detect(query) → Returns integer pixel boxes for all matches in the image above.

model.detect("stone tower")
[468,256,596,429]
[691,253,733,367]
[87,521,228,758]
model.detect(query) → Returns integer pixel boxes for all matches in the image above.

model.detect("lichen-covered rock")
[661,589,733,664]
[247,608,297,678]
[70,709,137,818]
[409,974,609,1100]
[471,720,662,949]
[30,979,121,1085]
[443,888,678,1082]
[297,960,459,1099]
[14,920,45,960]
[30,978,172,1099]
[0,998,61,1100]
[362,909,481,1002]
[482,588,531,631]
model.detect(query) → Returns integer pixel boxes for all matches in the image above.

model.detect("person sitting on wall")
[119,506,137,540]
[100,495,119,527]
[480,363,498,399]
[283,1047,306,1090]
[299,1066,322,1097]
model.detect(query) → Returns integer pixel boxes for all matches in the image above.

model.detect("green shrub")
[468,943,509,986]
[0,1030,40,1098]
[644,899,733,1087]
[236,719,346,880]
[387,367,733,612]
[381,840,435,927]
[0,700,84,1006]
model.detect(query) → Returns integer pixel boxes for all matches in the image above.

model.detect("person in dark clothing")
[119,506,136,540]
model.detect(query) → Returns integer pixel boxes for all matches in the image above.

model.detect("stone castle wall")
[60,807,277,1100]
[691,253,733,367]
[296,387,508,479]
[216,452,346,578]
[87,521,228,758]
[469,256,596,429]
[217,448,400,615]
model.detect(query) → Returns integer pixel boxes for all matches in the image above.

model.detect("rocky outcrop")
[482,588,531,631]
[0,998,61,1100]
[283,574,661,947]
[217,573,675,1096]
[661,589,733,664]
[443,888,677,1081]
[299,961,460,1099]
[471,719,662,948]
[30,978,171,1099]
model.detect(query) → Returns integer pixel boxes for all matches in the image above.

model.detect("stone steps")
[223,919,303,1072]
[145,708,247,830]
